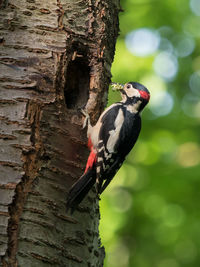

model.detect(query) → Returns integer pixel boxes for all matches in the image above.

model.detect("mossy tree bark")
[0,0,120,266]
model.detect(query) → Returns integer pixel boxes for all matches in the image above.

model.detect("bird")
[66,82,150,213]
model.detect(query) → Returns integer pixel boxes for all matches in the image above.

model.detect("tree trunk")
[0,0,120,266]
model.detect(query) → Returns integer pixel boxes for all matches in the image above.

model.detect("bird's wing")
[96,104,141,193]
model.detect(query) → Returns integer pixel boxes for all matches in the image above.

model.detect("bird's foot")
[81,109,90,129]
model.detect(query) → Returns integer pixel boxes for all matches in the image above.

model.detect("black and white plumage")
[66,82,150,213]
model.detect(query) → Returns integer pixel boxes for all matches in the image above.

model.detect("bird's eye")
[127,84,131,89]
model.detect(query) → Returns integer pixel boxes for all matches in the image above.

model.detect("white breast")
[106,108,124,153]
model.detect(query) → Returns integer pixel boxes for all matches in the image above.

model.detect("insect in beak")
[111,82,124,91]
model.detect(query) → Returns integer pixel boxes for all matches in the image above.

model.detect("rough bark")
[0,0,120,266]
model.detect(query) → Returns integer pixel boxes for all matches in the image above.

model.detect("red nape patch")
[139,90,150,101]
[84,150,96,173]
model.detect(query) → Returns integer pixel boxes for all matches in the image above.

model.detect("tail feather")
[66,167,96,214]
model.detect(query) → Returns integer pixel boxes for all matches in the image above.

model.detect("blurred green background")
[99,0,200,267]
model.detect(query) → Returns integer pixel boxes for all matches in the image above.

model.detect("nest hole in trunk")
[64,56,90,109]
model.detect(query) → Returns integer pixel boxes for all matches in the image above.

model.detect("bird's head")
[112,82,150,112]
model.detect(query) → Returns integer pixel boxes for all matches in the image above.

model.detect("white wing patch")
[106,108,124,153]
[89,103,120,149]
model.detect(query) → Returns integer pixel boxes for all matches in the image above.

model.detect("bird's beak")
[111,82,124,91]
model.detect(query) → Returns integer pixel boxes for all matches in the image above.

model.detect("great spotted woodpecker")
[66,82,150,213]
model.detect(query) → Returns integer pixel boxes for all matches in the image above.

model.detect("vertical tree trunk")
[0,0,120,266]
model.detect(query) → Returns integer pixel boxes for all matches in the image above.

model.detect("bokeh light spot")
[150,91,174,116]
[153,52,178,80]
[107,243,130,267]
[174,36,195,58]
[190,0,200,16]
[141,74,167,93]
[158,26,174,37]
[125,28,160,57]
[189,71,200,96]
[177,142,200,167]
[123,166,139,188]
[161,204,185,227]
[181,93,200,118]
[110,188,132,212]
[141,74,174,117]
[159,37,174,53]
[134,141,161,165]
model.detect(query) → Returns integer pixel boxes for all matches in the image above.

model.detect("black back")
[97,103,141,193]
